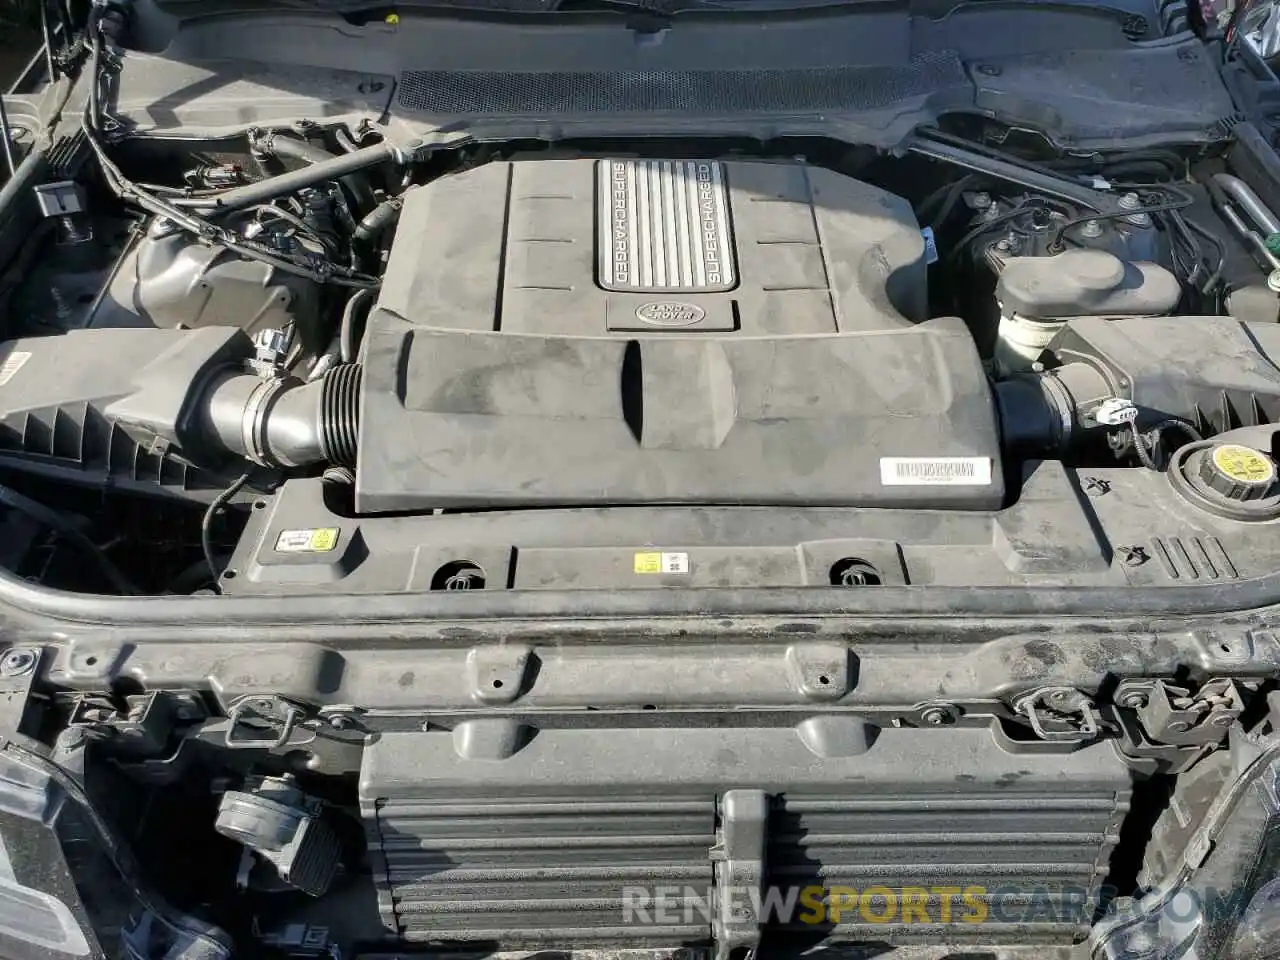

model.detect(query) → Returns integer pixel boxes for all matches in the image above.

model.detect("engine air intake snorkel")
[199,363,362,470]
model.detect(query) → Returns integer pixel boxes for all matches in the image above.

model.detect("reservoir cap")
[1198,443,1278,502]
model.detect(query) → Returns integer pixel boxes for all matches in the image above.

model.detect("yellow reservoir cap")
[1209,444,1276,486]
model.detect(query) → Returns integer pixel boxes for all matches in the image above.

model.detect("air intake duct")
[995,362,1111,457]
[995,315,1280,460]
[0,328,361,502]
[200,364,362,469]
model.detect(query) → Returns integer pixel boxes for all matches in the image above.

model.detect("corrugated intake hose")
[199,364,362,470]
[320,363,361,467]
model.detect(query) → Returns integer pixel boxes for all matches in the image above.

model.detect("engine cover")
[356,158,1004,511]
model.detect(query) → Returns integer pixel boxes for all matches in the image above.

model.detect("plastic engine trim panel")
[357,158,1003,512]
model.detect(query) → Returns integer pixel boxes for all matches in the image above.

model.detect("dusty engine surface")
[356,158,1005,512]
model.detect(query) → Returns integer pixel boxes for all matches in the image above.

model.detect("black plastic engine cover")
[355,158,1004,512]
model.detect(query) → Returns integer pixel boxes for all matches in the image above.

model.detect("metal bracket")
[1012,686,1101,743]
[1111,709,1211,776]
[69,691,207,756]
[1130,679,1247,746]
[0,648,41,744]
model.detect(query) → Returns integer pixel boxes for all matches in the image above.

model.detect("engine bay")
[7,121,1280,596]
[8,2,1280,959]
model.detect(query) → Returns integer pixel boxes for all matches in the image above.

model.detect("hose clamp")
[1038,371,1077,451]
[240,378,288,468]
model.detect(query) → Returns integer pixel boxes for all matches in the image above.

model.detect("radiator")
[365,794,715,943]
[360,724,1130,949]
[767,791,1128,941]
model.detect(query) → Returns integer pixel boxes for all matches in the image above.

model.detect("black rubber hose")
[320,364,361,467]
[197,141,395,215]
[340,288,375,363]
[258,134,377,215]
[994,363,1111,457]
[0,484,140,595]
[995,376,1071,456]
[353,196,403,245]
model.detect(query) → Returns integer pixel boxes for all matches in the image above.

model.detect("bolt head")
[0,649,36,677]
[1119,691,1148,709]
[1268,270,1280,294]
[1116,193,1151,226]
[921,707,952,726]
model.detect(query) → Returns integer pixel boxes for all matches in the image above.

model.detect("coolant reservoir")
[1168,428,1280,522]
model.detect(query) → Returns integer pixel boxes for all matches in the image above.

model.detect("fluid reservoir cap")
[1197,443,1278,502]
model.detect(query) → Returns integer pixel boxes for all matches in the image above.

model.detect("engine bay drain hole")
[431,561,486,591]
[829,558,882,587]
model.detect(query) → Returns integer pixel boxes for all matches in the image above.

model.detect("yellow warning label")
[634,552,662,574]
[275,528,341,553]
[633,551,691,574]
[1211,444,1276,485]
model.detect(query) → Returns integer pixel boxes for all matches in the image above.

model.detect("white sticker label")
[921,226,939,265]
[660,552,690,573]
[275,528,340,553]
[634,551,690,574]
[880,457,992,486]
[0,352,31,387]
